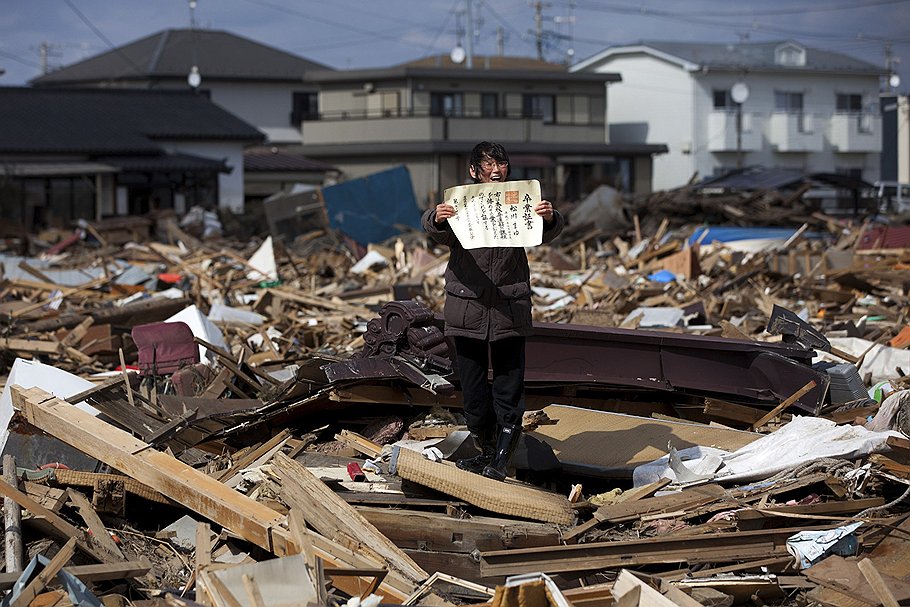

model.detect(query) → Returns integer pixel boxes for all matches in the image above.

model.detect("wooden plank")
[0,338,62,355]
[216,429,292,484]
[0,478,119,564]
[24,481,67,512]
[858,558,902,607]
[357,506,562,553]
[0,561,151,590]
[12,386,293,557]
[334,430,383,459]
[562,478,674,541]
[10,536,77,607]
[65,489,125,560]
[285,508,416,604]
[752,380,817,430]
[593,484,727,523]
[480,526,822,577]
[703,398,764,424]
[805,555,910,605]
[270,452,427,585]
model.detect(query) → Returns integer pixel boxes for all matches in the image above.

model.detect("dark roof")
[631,40,882,75]
[695,166,872,191]
[0,87,264,154]
[31,29,332,85]
[244,150,337,172]
[297,140,667,158]
[304,63,618,84]
[96,153,230,173]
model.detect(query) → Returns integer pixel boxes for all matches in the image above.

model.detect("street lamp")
[731,81,750,169]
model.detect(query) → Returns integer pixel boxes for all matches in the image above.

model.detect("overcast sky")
[1,0,908,92]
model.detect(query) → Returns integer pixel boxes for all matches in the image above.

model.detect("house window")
[775,91,804,112]
[481,93,498,117]
[836,93,863,112]
[522,94,555,123]
[430,92,464,117]
[291,92,319,125]
[713,89,734,109]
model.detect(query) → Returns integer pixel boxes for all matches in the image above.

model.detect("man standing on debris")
[421,141,564,481]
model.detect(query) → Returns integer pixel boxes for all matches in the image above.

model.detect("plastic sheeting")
[322,165,422,246]
[634,416,901,487]
[819,337,910,383]
[0,358,100,455]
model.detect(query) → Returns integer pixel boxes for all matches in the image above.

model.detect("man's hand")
[534,200,554,222]
[434,202,456,224]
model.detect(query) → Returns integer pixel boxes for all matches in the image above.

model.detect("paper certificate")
[442,180,542,249]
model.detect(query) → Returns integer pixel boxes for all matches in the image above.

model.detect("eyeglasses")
[479,159,509,170]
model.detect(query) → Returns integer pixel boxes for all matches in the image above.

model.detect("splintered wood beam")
[270,452,427,585]
[751,380,817,431]
[10,536,77,607]
[12,386,293,557]
[0,478,120,564]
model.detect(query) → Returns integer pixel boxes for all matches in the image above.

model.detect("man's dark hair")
[469,141,510,182]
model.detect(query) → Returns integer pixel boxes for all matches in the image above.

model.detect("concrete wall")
[594,53,695,190]
[205,82,306,144]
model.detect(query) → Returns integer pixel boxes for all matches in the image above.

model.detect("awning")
[94,153,230,173]
[1,162,118,177]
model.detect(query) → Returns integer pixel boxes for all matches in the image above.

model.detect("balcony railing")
[300,111,606,146]
[768,112,824,152]
[707,110,763,152]
[829,112,881,153]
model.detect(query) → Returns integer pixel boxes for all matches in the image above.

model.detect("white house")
[571,41,885,191]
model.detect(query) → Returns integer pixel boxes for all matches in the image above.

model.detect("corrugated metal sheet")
[857,225,910,250]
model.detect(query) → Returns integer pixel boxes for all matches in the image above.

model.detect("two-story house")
[31,28,330,145]
[571,41,885,192]
[291,55,667,207]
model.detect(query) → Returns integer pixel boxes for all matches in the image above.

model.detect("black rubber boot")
[456,430,495,474]
[482,425,522,481]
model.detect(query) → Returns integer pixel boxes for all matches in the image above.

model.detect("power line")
[572,0,910,20]
[0,48,42,69]
[239,0,422,47]
[62,0,145,75]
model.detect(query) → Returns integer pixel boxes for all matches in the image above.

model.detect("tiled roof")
[635,40,882,74]
[244,149,337,172]
[31,29,332,85]
[0,87,263,154]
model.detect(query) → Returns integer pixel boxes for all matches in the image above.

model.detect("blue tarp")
[687,226,825,246]
[322,165,422,246]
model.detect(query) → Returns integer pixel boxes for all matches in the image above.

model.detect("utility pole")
[885,43,901,93]
[532,0,544,60]
[497,26,505,56]
[37,42,62,75]
[465,0,474,69]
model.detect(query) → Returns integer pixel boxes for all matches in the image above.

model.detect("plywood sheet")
[529,404,760,477]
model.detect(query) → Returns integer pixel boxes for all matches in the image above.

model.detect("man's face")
[472,156,509,183]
